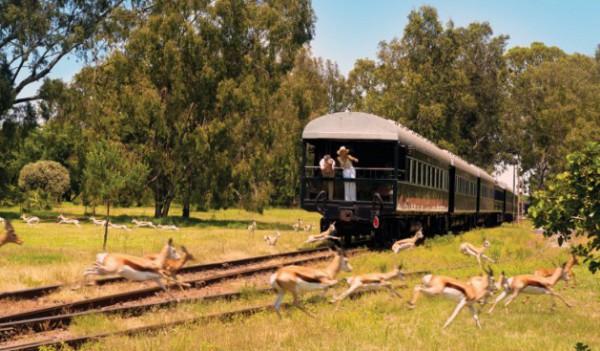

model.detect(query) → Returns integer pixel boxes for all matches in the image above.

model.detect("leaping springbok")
[57,214,81,227]
[157,224,179,231]
[21,214,40,225]
[459,239,495,268]
[292,218,304,232]
[132,219,156,228]
[89,217,107,226]
[332,265,405,303]
[264,231,281,246]
[109,222,132,231]
[408,266,496,329]
[0,220,23,248]
[305,222,339,244]
[270,246,352,317]
[145,245,194,286]
[247,221,257,235]
[534,254,579,287]
[488,263,572,313]
[83,239,186,297]
[392,228,424,253]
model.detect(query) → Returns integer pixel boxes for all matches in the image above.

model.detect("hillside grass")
[76,221,598,351]
[1,206,598,350]
[0,204,321,291]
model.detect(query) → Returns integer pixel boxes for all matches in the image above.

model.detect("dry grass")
[2,206,598,350]
[0,204,320,291]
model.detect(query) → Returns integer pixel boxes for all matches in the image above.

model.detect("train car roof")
[302,111,495,179]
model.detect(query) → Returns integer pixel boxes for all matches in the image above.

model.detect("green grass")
[1,206,598,350]
[0,204,321,291]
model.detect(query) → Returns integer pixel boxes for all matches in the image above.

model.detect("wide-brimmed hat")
[337,146,350,156]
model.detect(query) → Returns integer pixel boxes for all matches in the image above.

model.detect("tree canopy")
[0,3,598,218]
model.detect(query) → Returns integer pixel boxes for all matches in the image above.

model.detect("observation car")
[300,112,517,245]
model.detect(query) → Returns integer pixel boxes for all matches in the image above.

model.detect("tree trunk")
[103,202,110,251]
[182,195,190,219]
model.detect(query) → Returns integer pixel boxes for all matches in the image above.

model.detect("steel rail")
[0,247,329,301]
[0,249,342,324]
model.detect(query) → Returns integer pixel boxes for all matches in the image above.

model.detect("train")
[300,112,516,246]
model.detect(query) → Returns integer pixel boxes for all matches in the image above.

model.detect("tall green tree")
[347,6,508,169]
[83,140,148,250]
[0,0,133,116]
[529,142,600,273]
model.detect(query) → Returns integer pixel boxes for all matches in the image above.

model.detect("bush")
[18,160,70,207]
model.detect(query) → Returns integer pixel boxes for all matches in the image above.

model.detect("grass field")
[0,205,598,350]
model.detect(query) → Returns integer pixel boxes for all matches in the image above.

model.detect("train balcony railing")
[302,166,396,206]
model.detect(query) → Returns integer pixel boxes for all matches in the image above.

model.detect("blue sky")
[312,0,600,74]
[19,0,600,97]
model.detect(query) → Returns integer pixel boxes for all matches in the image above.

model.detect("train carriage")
[301,112,515,245]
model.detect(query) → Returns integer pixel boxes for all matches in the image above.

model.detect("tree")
[503,44,600,189]
[83,140,148,250]
[346,6,508,170]
[0,0,133,116]
[529,142,600,273]
[18,160,70,209]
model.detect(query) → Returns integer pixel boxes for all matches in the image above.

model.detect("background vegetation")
[1,2,599,217]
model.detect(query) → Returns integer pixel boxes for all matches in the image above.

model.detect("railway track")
[0,247,331,301]
[0,248,345,324]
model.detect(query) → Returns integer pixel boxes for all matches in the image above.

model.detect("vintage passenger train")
[300,112,516,245]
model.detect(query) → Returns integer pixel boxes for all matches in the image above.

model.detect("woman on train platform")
[337,146,358,201]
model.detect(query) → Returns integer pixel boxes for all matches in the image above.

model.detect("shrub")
[18,160,70,208]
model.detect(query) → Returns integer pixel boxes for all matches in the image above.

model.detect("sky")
[17,0,600,187]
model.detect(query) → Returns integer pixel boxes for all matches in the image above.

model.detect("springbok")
[89,217,107,226]
[264,231,281,246]
[305,222,339,244]
[534,254,579,287]
[0,220,23,248]
[247,221,257,235]
[292,219,304,232]
[145,245,195,285]
[21,214,40,225]
[0,217,4,223]
[57,214,81,227]
[132,219,156,228]
[392,229,424,253]
[270,247,352,317]
[304,224,313,232]
[408,267,496,329]
[488,264,572,313]
[332,265,405,303]
[83,239,186,296]
[157,224,179,231]
[109,222,131,231]
[459,239,495,267]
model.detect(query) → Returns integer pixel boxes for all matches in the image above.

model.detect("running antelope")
[264,231,281,246]
[21,214,39,225]
[332,265,405,303]
[534,254,579,287]
[89,217,107,226]
[145,245,194,283]
[292,218,304,232]
[83,239,186,296]
[109,222,131,231]
[305,222,339,244]
[270,247,352,317]
[157,224,179,231]
[247,221,257,235]
[488,263,572,313]
[392,229,424,253]
[132,219,156,228]
[459,239,495,267]
[57,214,80,227]
[0,220,23,248]
[408,266,496,329]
